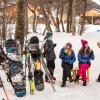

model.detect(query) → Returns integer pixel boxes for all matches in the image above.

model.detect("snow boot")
[97,74,100,82]
[53,77,56,81]
[45,78,50,83]
[69,76,74,83]
[61,81,66,87]
[74,75,80,83]
[83,81,87,86]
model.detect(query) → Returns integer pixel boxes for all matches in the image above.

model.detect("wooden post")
[92,16,94,24]
[87,69,89,82]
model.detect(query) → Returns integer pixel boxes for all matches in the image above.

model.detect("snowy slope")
[0,25,100,100]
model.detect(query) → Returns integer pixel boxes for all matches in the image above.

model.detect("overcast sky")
[92,0,100,5]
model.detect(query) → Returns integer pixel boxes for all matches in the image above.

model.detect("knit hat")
[46,32,53,38]
[81,39,88,46]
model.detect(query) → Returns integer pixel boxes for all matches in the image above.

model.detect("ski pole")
[3,86,9,100]
[40,57,56,92]
[40,38,56,92]
[0,67,9,100]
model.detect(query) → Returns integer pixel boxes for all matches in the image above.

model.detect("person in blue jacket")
[75,39,95,86]
[59,42,76,87]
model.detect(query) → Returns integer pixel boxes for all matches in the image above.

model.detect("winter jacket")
[59,48,76,64]
[44,40,56,61]
[78,50,95,65]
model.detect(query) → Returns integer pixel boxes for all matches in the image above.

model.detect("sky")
[92,0,100,5]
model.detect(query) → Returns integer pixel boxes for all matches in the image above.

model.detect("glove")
[87,61,91,65]
[53,43,57,47]
[90,51,94,55]
[64,50,68,54]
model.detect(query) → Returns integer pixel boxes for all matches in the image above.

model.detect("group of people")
[44,31,96,87]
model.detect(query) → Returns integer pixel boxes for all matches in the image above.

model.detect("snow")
[92,0,100,5]
[0,25,100,100]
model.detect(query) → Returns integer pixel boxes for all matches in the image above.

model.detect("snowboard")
[29,36,44,91]
[32,58,44,91]
[4,39,26,97]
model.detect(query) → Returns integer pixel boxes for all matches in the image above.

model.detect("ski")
[25,40,34,95]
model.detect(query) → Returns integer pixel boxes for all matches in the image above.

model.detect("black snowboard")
[34,70,44,91]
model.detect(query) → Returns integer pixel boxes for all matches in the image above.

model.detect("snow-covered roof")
[93,8,100,12]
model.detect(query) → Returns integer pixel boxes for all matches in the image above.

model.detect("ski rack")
[40,39,56,92]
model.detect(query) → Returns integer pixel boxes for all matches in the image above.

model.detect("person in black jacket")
[44,32,56,82]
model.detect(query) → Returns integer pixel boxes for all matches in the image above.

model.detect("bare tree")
[80,0,87,35]
[15,0,26,52]
[24,0,28,36]
[71,0,77,35]
[60,0,65,32]
[28,5,37,33]
[46,3,60,32]
[67,0,72,33]
[2,0,7,41]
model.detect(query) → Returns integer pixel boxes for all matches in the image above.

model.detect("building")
[0,3,40,24]
[80,9,100,24]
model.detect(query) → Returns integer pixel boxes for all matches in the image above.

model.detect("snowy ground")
[0,25,100,100]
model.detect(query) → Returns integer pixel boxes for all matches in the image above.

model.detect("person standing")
[44,32,56,82]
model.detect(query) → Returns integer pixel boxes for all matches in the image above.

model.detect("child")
[59,43,76,87]
[75,39,95,86]
[44,32,56,82]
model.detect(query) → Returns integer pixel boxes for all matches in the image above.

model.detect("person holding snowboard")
[96,42,100,82]
[59,42,76,87]
[44,32,56,82]
[75,39,95,86]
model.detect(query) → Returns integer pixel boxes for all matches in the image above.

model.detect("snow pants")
[45,60,55,79]
[62,62,73,82]
[77,63,90,81]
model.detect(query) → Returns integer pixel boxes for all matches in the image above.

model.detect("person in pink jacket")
[75,39,95,86]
